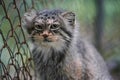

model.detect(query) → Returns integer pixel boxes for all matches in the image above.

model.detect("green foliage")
[34,0,96,23]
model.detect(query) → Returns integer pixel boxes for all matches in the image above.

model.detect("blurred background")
[0,0,120,80]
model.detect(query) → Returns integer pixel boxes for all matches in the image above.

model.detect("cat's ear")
[61,12,75,26]
[22,9,37,33]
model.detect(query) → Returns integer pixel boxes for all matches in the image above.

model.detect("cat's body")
[22,9,112,80]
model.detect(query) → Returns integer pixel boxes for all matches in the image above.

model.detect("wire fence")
[0,0,35,80]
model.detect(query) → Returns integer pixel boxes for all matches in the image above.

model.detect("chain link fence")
[0,0,35,80]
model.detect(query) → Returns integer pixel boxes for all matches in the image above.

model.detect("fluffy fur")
[22,9,112,80]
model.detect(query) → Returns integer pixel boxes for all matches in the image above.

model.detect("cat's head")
[22,9,75,51]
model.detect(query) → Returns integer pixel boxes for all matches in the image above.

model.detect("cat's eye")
[50,24,60,30]
[35,25,43,31]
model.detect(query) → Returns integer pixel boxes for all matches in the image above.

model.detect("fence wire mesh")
[0,0,35,80]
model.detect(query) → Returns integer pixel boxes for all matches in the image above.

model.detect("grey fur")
[22,9,113,80]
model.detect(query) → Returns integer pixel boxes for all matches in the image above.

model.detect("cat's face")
[22,9,75,50]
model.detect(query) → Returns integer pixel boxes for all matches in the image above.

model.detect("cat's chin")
[33,40,66,51]
[40,42,55,47]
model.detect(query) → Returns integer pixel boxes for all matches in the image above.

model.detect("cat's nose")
[42,30,49,38]
[43,34,48,38]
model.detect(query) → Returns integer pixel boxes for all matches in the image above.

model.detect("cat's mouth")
[29,34,59,43]
[43,38,52,42]
[30,34,65,49]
